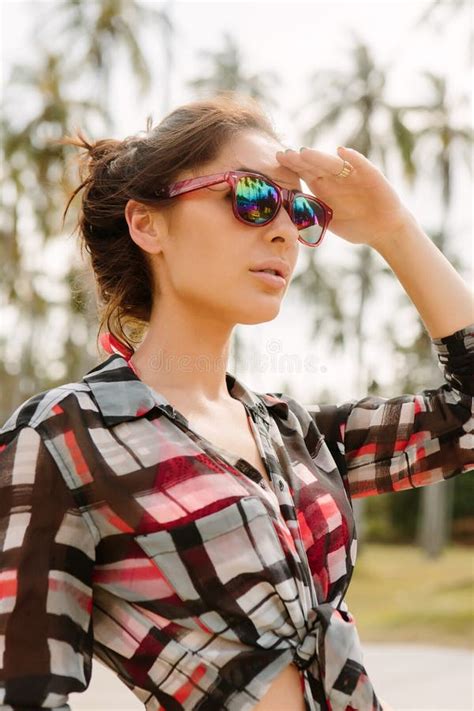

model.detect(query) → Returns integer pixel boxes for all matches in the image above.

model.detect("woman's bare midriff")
[253,662,306,710]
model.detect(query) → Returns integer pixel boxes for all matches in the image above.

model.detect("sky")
[1,0,472,403]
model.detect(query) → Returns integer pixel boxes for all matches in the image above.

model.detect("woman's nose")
[264,200,300,245]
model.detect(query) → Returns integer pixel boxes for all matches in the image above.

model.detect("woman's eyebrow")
[234,166,299,189]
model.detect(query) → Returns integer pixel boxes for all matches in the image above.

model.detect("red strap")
[99,332,133,360]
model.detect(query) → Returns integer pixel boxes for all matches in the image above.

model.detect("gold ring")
[335,159,353,178]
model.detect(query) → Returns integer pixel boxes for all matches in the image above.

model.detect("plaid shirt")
[1,324,473,711]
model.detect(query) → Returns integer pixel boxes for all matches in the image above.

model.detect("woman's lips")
[250,270,287,288]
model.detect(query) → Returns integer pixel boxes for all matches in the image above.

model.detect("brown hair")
[58,91,284,356]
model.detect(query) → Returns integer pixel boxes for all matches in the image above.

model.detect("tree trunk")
[416,478,456,558]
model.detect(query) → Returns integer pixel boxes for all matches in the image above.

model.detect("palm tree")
[0,50,107,417]
[294,36,408,396]
[187,31,280,108]
[0,1,176,423]
[33,0,174,102]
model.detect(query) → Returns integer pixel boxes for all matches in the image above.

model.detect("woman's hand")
[276,146,415,249]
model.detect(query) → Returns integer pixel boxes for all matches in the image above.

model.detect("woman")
[0,92,472,711]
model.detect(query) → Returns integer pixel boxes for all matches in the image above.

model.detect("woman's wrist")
[367,207,419,253]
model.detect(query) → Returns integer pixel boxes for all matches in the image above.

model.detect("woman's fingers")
[276,146,356,179]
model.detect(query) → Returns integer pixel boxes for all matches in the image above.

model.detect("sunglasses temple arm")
[167,173,229,198]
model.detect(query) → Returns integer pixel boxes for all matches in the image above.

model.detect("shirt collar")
[82,339,289,428]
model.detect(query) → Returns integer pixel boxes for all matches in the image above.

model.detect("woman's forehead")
[222,133,302,189]
[178,132,302,190]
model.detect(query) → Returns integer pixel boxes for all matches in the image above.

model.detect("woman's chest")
[185,404,272,486]
[83,405,355,605]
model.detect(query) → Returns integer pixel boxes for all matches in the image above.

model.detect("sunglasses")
[152,170,333,247]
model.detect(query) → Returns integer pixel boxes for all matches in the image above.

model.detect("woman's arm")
[306,320,473,499]
[0,426,96,709]
[371,210,474,338]
[274,145,473,497]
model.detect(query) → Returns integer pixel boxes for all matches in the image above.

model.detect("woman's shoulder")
[0,349,157,442]
[0,378,96,439]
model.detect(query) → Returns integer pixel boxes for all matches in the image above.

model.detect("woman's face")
[146,130,303,326]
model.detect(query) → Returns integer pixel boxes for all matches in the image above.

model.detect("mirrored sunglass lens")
[293,195,325,245]
[235,176,279,223]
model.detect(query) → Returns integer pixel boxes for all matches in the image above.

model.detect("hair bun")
[57,129,123,168]
[87,138,123,164]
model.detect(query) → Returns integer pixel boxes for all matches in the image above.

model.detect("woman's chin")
[237,302,282,325]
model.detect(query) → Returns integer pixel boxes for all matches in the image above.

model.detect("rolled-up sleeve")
[0,426,96,710]
[310,323,474,499]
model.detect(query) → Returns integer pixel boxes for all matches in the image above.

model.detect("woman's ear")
[125,199,168,255]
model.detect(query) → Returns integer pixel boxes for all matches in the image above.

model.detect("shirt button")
[278,479,285,491]
[259,480,266,488]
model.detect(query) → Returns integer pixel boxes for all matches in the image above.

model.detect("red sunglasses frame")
[152,170,333,247]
